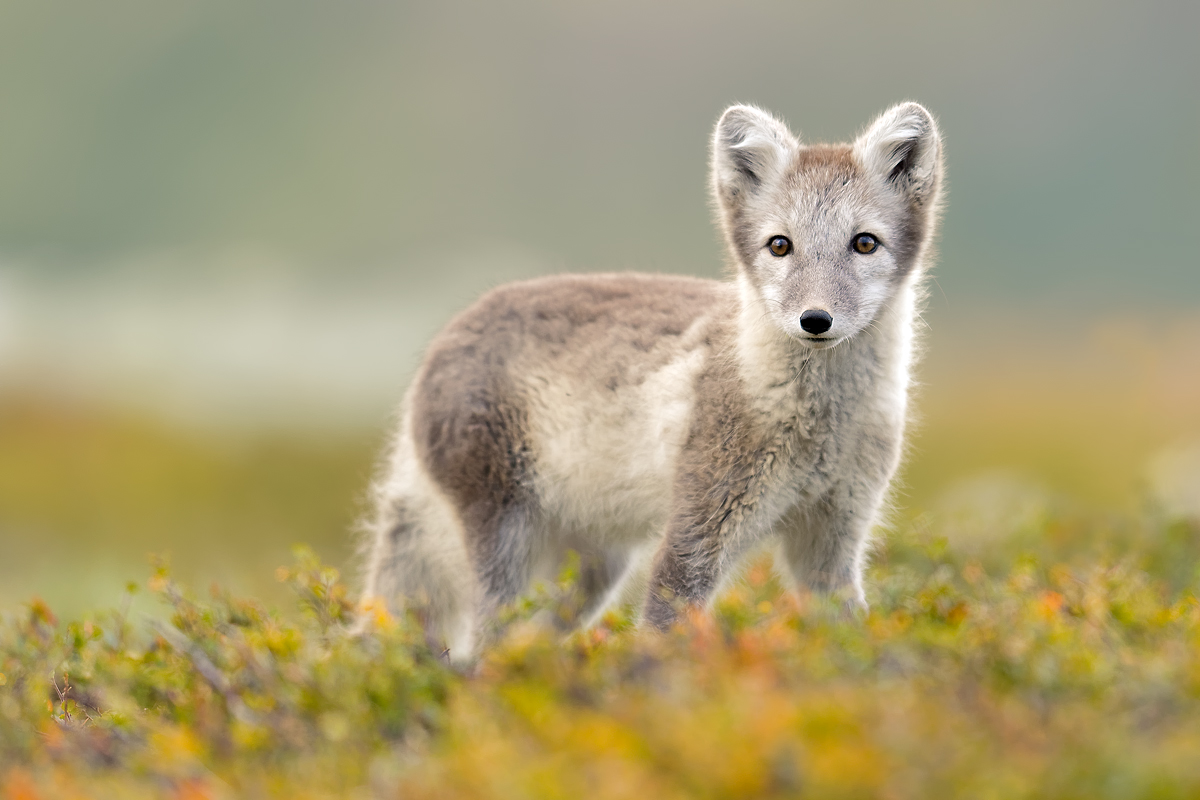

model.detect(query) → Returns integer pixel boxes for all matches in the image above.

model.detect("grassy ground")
[2,507,1199,799]
[2,317,1200,797]
[0,394,376,615]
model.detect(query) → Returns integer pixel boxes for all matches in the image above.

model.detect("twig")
[51,671,72,723]
[151,620,260,726]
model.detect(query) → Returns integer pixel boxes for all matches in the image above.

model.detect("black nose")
[799,309,833,335]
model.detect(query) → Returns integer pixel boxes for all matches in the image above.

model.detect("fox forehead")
[783,147,893,229]
[747,145,912,256]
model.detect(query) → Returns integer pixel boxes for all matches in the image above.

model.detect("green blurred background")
[1,0,1198,615]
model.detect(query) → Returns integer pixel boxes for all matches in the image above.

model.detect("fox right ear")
[711,105,798,210]
[854,102,942,207]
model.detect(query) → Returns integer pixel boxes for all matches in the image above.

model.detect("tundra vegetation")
[3,503,1199,799]
[2,329,1200,798]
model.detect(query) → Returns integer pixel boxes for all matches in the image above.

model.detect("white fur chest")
[739,280,917,514]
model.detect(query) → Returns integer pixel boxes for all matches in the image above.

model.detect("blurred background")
[1,0,1198,615]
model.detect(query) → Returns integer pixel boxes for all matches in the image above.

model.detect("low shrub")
[3,514,1199,799]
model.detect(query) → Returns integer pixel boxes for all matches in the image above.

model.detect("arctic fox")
[361,102,943,659]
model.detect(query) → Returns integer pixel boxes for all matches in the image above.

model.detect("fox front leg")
[778,499,874,614]
[643,496,768,630]
[642,525,721,630]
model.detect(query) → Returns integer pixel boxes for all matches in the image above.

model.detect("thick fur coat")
[361,102,944,660]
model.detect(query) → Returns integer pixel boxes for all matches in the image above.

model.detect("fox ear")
[854,102,941,205]
[711,105,798,209]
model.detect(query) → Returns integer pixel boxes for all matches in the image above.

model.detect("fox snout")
[798,309,833,335]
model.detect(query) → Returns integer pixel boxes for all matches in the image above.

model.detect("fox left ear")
[854,102,942,206]
[711,105,799,211]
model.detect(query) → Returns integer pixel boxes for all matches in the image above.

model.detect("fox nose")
[799,309,833,335]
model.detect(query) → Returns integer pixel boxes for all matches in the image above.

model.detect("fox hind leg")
[361,467,480,662]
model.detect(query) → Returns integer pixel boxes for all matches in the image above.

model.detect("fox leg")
[778,500,872,613]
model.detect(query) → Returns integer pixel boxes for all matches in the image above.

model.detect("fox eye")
[768,236,792,257]
[852,233,879,254]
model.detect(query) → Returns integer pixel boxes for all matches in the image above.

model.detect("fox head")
[712,102,942,349]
